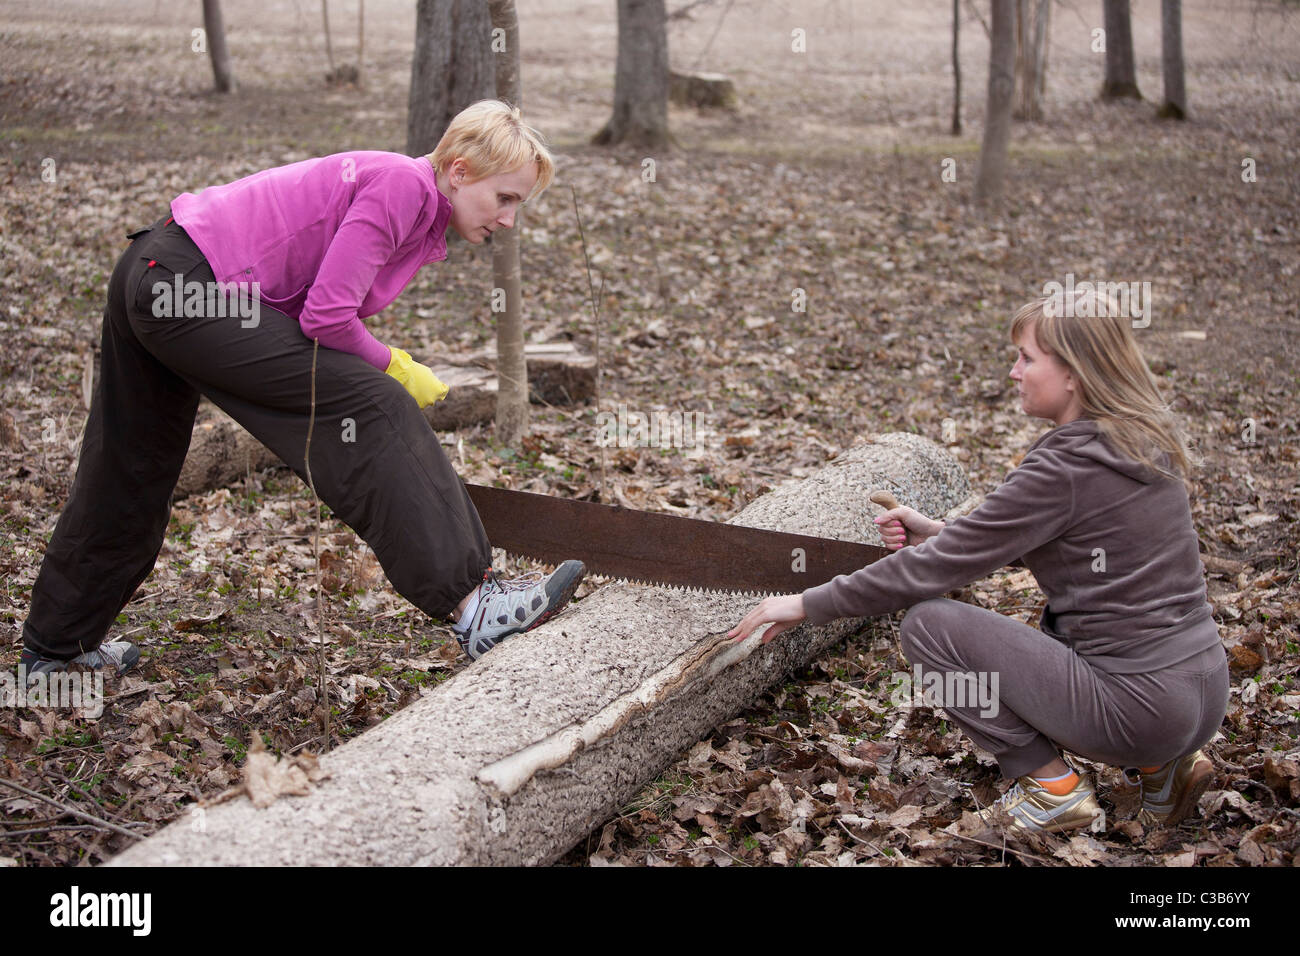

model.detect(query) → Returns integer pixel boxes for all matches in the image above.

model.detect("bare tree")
[322,0,364,85]
[1013,0,1050,121]
[202,0,235,93]
[488,0,528,445]
[1101,0,1142,100]
[407,0,493,156]
[322,0,335,75]
[404,0,533,445]
[1157,0,1187,119]
[951,0,962,135]
[593,0,671,149]
[974,0,1016,203]
[358,0,365,83]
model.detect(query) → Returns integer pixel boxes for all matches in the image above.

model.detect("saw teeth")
[497,552,774,597]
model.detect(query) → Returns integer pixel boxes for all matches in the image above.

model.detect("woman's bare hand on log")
[728,594,807,644]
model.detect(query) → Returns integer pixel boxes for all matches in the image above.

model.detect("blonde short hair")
[1010,292,1193,480]
[428,100,555,201]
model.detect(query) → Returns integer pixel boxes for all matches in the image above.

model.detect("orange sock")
[1033,770,1080,796]
[1139,764,1163,773]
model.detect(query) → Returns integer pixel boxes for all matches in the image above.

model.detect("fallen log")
[175,406,281,499]
[109,432,969,866]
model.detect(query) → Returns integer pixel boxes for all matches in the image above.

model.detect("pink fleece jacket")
[171,151,452,370]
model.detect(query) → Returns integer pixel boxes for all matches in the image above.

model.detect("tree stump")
[669,71,738,110]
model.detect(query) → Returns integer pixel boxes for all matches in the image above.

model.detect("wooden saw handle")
[869,490,901,512]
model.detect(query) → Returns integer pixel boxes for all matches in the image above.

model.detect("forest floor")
[0,0,1298,868]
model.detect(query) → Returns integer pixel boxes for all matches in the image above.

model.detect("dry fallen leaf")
[1054,834,1105,867]
[887,804,923,829]
[241,732,330,809]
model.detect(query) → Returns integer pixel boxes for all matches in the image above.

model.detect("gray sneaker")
[20,640,141,686]
[454,560,586,660]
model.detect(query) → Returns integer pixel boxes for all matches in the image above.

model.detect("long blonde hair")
[1010,292,1194,480]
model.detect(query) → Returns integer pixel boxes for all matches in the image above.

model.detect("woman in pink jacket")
[730,292,1227,835]
[22,100,584,680]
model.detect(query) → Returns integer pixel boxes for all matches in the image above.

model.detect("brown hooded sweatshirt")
[801,420,1220,674]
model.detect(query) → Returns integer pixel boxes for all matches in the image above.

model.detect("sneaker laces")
[992,780,1028,810]
[482,569,544,593]
[472,569,548,628]
[84,641,130,668]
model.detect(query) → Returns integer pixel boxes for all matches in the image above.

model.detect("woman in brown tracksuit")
[729,291,1229,834]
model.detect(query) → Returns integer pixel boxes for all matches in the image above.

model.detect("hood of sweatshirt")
[1026,418,1164,486]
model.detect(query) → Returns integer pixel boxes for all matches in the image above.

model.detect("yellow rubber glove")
[385,347,449,408]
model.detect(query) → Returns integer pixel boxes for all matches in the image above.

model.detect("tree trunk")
[1013,0,1050,121]
[202,0,235,94]
[593,0,670,150]
[488,0,528,446]
[951,0,961,135]
[1101,0,1142,100]
[357,0,365,84]
[321,0,335,73]
[406,0,494,156]
[1158,0,1187,119]
[974,0,1015,203]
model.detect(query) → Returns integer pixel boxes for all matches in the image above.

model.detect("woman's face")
[1010,322,1083,425]
[442,159,539,244]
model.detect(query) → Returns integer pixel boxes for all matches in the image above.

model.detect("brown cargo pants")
[22,214,491,661]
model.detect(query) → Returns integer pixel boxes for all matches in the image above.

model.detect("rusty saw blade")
[465,483,893,595]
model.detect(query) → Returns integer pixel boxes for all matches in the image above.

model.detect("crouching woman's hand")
[728,593,807,645]
[875,507,944,550]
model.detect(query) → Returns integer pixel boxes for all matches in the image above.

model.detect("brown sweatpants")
[899,598,1229,778]
[22,215,491,661]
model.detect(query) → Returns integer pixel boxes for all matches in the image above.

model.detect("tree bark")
[488,0,528,446]
[109,433,970,867]
[593,0,671,150]
[1101,0,1142,100]
[974,0,1015,203]
[202,0,235,94]
[1158,0,1187,119]
[1013,0,1050,121]
[406,0,494,156]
